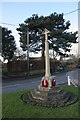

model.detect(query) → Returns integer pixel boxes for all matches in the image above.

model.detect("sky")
[0,1,79,57]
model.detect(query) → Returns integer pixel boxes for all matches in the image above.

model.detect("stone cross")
[42,28,51,78]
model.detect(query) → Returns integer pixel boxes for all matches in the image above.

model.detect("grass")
[0,94,2,119]
[2,84,80,118]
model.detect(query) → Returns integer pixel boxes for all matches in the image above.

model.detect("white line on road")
[2,84,21,88]
[31,81,40,83]
[2,81,41,88]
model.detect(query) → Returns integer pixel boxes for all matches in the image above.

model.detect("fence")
[3,58,61,77]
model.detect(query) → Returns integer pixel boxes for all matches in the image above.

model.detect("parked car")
[57,65,64,71]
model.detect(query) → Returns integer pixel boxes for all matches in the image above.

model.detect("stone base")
[21,85,78,108]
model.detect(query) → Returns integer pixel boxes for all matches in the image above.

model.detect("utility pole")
[26,24,29,77]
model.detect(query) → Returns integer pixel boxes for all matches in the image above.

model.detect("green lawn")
[0,94,2,119]
[2,84,80,118]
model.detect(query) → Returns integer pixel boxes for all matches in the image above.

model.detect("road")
[2,69,79,93]
[2,71,68,93]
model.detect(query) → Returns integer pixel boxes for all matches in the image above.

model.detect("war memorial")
[21,28,77,108]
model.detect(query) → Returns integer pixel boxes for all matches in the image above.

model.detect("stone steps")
[21,86,78,108]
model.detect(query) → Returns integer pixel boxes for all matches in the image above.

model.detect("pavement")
[67,68,80,87]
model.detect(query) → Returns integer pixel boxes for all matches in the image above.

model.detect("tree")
[0,26,2,53]
[12,48,27,61]
[1,26,16,62]
[17,13,78,59]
